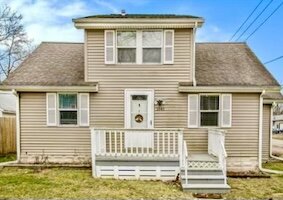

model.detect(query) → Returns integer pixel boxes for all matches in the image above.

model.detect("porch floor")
[188,153,217,162]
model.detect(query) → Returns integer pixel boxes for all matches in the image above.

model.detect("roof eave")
[178,84,281,93]
[73,18,204,29]
[0,85,99,92]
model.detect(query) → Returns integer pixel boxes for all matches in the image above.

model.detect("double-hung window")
[106,30,174,64]
[200,95,219,127]
[117,31,137,63]
[142,31,162,63]
[58,94,78,125]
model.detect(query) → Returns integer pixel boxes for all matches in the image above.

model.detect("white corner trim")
[15,92,20,162]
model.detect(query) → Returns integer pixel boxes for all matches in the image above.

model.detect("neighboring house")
[1,13,283,193]
[273,114,283,132]
[0,91,16,117]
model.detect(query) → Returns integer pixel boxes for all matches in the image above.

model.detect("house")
[273,114,283,132]
[0,13,283,193]
[0,91,16,117]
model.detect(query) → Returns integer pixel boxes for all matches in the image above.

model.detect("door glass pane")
[118,48,136,63]
[200,96,219,110]
[201,112,218,126]
[59,94,77,109]
[117,31,136,47]
[143,48,161,63]
[142,31,162,47]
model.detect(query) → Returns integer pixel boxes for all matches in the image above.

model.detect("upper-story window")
[117,31,136,63]
[105,30,174,65]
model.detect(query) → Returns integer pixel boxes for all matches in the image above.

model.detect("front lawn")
[0,167,191,199]
[0,154,16,163]
[0,163,283,199]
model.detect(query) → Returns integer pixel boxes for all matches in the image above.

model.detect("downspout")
[258,90,283,174]
[192,22,197,87]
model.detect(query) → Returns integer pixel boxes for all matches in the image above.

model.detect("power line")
[264,55,283,65]
[235,0,274,41]
[229,0,264,41]
[245,1,283,41]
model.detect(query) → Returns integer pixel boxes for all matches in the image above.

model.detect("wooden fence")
[0,117,16,155]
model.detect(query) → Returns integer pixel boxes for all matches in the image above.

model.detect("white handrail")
[91,128,183,158]
[208,129,227,184]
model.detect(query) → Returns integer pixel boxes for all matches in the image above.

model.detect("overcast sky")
[3,0,283,85]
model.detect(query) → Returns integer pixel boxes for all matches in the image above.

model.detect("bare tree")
[274,103,283,115]
[0,4,33,81]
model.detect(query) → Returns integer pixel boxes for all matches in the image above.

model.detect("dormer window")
[142,31,162,63]
[105,30,174,65]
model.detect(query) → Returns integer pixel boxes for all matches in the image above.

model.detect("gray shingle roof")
[195,43,279,86]
[2,42,95,86]
[1,42,279,87]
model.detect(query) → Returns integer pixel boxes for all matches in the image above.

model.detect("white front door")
[125,89,154,129]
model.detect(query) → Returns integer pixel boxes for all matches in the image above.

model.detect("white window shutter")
[164,30,174,64]
[79,93,89,126]
[188,94,199,128]
[104,30,115,64]
[46,93,57,126]
[221,94,232,127]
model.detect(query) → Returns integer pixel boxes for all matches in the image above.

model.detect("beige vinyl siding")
[20,92,260,160]
[187,93,260,157]
[20,93,92,160]
[262,104,271,161]
[86,29,193,82]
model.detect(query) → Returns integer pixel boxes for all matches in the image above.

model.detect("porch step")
[182,175,225,184]
[182,183,231,194]
[181,168,223,176]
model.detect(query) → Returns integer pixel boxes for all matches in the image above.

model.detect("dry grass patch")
[0,167,192,199]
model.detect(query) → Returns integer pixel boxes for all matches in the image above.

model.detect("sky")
[2,0,283,85]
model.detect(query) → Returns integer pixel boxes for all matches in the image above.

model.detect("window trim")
[57,93,79,126]
[116,29,163,65]
[199,94,221,128]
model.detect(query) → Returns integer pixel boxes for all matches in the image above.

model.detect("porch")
[90,128,230,193]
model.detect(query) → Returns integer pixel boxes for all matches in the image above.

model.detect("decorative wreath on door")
[135,114,143,123]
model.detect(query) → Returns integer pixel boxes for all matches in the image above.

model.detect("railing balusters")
[114,131,117,155]
[109,131,112,154]
[120,131,123,155]
[91,128,184,159]
[173,132,176,156]
[162,131,165,156]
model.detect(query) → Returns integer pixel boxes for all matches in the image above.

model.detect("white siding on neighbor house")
[262,104,271,161]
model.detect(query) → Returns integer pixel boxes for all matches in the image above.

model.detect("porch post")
[90,129,96,177]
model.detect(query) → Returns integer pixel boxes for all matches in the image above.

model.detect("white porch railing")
[91,128,184,158]
[208,129,228,184]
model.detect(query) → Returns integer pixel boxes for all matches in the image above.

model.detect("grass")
[0,154,16,163]
[223,161,283,199]
[0,167,192,199]
[0,162,283,199]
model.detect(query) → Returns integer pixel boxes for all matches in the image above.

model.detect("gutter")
[258,90,283,174]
